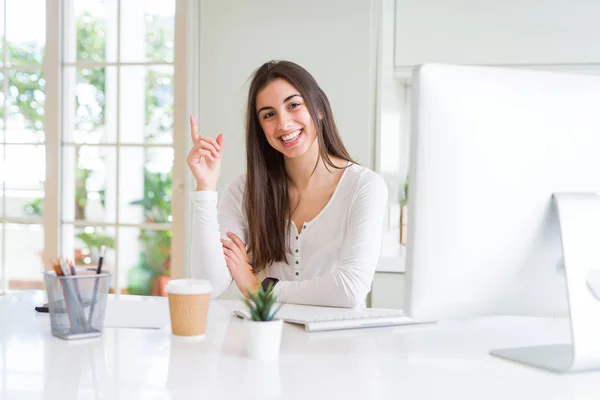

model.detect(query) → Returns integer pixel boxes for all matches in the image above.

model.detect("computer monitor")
[404,63,600,373]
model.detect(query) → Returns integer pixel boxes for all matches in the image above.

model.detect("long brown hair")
[244,60,355,273]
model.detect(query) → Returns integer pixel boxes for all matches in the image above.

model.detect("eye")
[289,102,301,110]
[262,111,274,120]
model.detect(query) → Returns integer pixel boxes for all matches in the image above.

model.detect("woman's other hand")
[221,232,260,296]
[187,114,224,191]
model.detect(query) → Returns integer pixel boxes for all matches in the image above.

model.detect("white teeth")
[281,130,301,142]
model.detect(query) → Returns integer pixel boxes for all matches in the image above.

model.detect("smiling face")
[255,78,318,159]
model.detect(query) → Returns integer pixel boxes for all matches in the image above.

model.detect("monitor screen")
[405,64,600,321]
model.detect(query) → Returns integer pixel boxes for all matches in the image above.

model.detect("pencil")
[56,259,80,333]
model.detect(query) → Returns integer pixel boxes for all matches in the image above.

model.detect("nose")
[277,112,293,131]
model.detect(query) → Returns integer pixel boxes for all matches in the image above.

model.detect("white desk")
[1,291,598,399]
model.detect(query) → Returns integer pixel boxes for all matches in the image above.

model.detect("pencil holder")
[43,269,112,340]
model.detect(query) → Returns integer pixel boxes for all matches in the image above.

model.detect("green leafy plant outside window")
[127,170,172,295]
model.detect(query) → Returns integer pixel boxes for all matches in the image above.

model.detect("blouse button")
[296,236,298,240]
[295,249,298,253]
[295,272,299,276]
[295,261,299,265]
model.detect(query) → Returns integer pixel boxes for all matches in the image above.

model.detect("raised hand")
[187,114,225,191]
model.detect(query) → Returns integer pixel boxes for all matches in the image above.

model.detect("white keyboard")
[233,303,434,332]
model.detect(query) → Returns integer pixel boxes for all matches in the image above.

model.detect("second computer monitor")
[405,64,600,320]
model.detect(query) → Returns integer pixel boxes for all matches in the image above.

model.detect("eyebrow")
[256,94,302,115]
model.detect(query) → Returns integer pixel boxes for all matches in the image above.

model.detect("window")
[0,0,47,291]
[0,0,190,295]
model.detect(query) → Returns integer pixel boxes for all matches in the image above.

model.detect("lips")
[279,129,303,148]
[280,129,302,142]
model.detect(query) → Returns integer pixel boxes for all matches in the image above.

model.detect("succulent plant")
[243,283,283,322]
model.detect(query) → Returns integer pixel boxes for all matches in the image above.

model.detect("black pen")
[96,245,105,274]
[35,304,49,313]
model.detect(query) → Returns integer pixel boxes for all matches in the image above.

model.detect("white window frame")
[0,3,49,292]
[33,0,194,294]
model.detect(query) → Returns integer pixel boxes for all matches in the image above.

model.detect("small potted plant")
[242,283,283,360]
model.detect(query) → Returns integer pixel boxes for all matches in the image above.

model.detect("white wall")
[197,0,379,191]
[394,0,600,72]
[387,0,600,179]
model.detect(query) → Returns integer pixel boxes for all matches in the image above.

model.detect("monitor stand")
[490,193,600,373]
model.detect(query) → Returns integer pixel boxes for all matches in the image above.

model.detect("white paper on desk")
[104,298,170,329]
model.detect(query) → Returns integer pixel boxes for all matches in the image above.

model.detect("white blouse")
[190,163,388,308]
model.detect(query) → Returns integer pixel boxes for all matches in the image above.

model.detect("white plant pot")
[243,318,283,360]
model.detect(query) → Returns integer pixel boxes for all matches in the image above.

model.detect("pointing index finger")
[189,114,199,143]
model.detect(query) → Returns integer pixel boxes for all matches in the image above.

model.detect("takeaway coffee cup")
[165,279,212,338]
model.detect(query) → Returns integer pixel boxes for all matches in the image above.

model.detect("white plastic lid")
[165,279,213,295]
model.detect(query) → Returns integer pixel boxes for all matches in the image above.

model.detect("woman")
[188,60,387,308]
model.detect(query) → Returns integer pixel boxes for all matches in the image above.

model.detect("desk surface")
[1,291,599,400]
